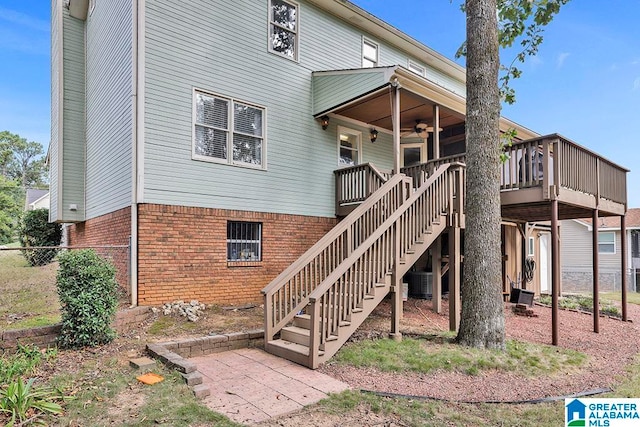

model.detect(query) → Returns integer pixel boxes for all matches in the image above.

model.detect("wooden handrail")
[307,163,463,366]
[262,173,411,341]
[334,163,391,215]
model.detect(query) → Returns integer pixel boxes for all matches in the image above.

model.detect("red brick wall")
[137,204,337,306]
[67,207,131,290]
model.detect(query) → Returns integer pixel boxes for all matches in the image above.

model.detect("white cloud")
[634,77,640,91]
[557,52,570,68]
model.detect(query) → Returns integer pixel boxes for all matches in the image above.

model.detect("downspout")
[130,0,144,306]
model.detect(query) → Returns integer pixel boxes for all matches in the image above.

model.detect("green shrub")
[56,250,118,348]
[19,208,62,266]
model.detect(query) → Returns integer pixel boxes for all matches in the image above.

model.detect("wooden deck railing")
[308,163,464,367]
[401,154,466,188]
[334,163,391,215]
[262,173,412,342]
[500,134,627,205]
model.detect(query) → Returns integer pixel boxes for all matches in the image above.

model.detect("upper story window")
[194,90,265,168]
[338,127,362,166]
[598,232,616,254]
[408,60,426,77]
[362,38,378,68]
[269,0,298,61]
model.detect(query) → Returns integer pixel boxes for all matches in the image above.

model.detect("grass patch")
[0,250,60,330]
[332,335,586,376]
[602,291,640,306]
[0,344,58,383]
[319,390,565,426]
[538,294,621,317]
[48,357,239,426]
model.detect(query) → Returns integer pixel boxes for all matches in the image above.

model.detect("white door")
[539,233,550,294]
[401,143,425,167]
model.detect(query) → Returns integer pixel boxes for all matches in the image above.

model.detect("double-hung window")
[227,221,262,262]
[598,232,616,254]
[269,0,298,60]
[194,90,265,168]
[362,38,378,68]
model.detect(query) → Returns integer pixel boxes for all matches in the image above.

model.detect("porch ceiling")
[333,88,464,132]
[312,66,539,140]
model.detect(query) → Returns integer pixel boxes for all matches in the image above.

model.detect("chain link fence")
[0,245,131,294]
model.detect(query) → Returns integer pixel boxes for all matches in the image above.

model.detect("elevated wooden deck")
[335,134,627,223]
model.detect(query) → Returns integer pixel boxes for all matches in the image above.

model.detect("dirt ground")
[30,297,640,426]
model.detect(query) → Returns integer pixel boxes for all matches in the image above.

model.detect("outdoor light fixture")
[320,115,330,130]
[370,128,378,143]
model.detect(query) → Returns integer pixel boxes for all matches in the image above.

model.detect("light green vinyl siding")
[312,70,389,116]
[143,0,460,217]
[85,0,133,219]
[427,66,466,97]
[59,8,86,222]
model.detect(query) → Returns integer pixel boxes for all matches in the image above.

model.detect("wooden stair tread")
[268,339,324,357]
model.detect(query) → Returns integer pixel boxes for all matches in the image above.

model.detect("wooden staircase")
[262,163,465,368]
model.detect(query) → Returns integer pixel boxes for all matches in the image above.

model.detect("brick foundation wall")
[137,204,337,306]
[68,207,131,289]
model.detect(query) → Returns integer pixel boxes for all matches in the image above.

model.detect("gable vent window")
[408,60,426,77]
[362,38,378,68]
[194,90,265,169]
[269,0,298,61]
[227,221,262,262]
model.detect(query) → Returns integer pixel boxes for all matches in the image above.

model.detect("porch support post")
[432,236,442,313]
[551,199,559,345]
[449,227,461,331]
[393,83,401,174]
[592,209,600,333]
[621,213,628,321]
[432,104,440,160]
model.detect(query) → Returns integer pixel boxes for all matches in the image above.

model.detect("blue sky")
[1,1,639,205]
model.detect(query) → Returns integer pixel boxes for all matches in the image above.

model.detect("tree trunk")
[456,0,505,349]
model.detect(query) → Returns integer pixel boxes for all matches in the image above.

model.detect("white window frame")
[362,37,379,68]
[337,126,362,167]
[408,60,426,77]
[598,232,616,254]
[528,236,535,257]
[227,221,262,262]
[268,0,299,62]
[88,0,96,16]
[192,89,267,170]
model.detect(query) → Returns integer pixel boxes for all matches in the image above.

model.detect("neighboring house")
[25,189,50,211]
[52,0,627,366]
[561,208,640,293]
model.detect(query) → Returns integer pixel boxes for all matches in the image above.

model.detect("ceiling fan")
[400,120,442,139]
